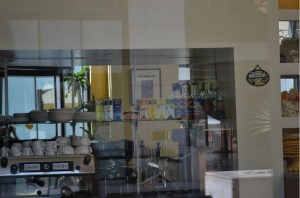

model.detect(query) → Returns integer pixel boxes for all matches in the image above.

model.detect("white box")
[205,169,273,198]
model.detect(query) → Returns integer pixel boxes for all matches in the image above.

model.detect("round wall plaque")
[246,65,270,86]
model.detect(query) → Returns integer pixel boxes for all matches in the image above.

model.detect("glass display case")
[279,8,299,198]
[0,48,237,197]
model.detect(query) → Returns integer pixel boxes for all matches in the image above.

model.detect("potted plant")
[64,66,89,110]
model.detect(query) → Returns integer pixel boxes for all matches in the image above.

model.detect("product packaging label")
[174,98,183,120]
[193,98,205,120]
[148,99,157,120]
[113,99,122,121]
[95,100,105,121]
[138,99,149,120]
[182,97,194,119]
[156,99,166,120]
[165,99,175,120]
[122,111,139,121]
[104,99,113,121]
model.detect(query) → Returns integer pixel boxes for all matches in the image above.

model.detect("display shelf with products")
[0,48,237,197]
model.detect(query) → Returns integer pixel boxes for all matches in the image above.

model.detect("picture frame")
[131,69,161,104]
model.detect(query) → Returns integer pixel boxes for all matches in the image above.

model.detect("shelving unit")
[0,48,237,198]
[279,6,299,198]
[279,8,299,129]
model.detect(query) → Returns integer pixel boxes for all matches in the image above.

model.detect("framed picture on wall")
[131,69,161,104]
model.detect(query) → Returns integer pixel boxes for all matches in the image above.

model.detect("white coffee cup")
[0,146,9,157]
[22,147,33,156]
[45,141,57,152]
[32,140,45,151]
[45,150,57,156]
[71,135,81,146]
[56,137,71,147]
[72,136,90,146]
[33,149,45,156]
[80,137,90,146]
[75,145,92,155]
[58,145,74,155]
[12,143,22,149]
[10,146,22,156]
[22,141,33,148]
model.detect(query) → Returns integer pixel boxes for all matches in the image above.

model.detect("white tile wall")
[128,0,185,49]
[0,20,39,50]
[39,20,81,49]
[144,0,185,26]
[82,20,122,49]
[145,26,185,48]
[129,26,146,49]
[128,0,146,26]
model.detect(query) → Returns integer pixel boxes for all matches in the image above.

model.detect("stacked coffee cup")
[45,141,58,155]
[9,142,22,156]
[1,146,9,157]
[10,143,23,156]
[72,136,92,155]
[22,141,33,156]
[57,137,74,155]
[32,140,45,156]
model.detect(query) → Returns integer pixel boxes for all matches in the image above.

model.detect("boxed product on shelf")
[104,99,113,121]
[122,111,139,121]
[156,99,166,120]
[148,99,157,120]
[138,99,149,120]
[174,98,184,120]
[95,100,105,121]
[113,99,122,121]
[165,99,175,120]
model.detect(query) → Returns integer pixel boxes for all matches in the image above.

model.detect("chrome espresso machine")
[0,141,96,198]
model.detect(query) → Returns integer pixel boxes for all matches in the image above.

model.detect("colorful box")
[174,98,183,120]
[165,99,175,120]
[122,111,139,121]
[95,100,105,121]
[138,99,149,120]
[113,99,122,121]
[148,99,157,120]
[104,99,113,121]
[156,99,166,120]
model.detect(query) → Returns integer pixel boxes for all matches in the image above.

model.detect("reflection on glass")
[279,21,299,63]
[281,76,299,117]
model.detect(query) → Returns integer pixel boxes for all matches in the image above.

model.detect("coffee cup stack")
[32,140,45,156]
[57,137,74,155]
[45,141,58,156]
[1,146,9,157]
[72,136,92,155]
[22,140,33,156]
[10,143,22,156]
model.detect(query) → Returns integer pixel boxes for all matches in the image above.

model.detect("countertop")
[205,169,273,181]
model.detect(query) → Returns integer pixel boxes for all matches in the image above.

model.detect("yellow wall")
[90,66,108,99]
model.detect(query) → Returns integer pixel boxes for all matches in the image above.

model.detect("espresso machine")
[0,154,96,197]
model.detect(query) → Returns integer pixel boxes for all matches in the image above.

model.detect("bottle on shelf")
[191,83,206,120]
[173,83,183,120]
[201,82,213,116]
[181,82,194,120]
[209,81,218,117]
[198,81,206,99]
[215,94,225,119]
[170,83,177,99]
